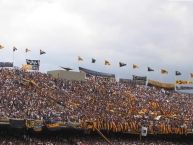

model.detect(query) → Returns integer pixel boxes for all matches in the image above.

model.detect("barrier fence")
[0,118,192,135]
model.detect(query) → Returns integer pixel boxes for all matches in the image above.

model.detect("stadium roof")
[79,67,115,78]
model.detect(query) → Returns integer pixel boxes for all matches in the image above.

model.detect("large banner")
[133,75,147,81]
[9,119,25,128]
[148,80,175,90]
[176,80,193,85]
[26,59,40,66]
[119,78,146,85]
[176,86,193,90]
[26,59,40,70]
[0,62,13,67]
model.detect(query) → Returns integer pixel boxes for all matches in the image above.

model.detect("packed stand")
[0,68,193,134]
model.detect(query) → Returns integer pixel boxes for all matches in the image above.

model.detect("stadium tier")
[0,68,193,137]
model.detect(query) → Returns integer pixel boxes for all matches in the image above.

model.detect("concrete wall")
[47,70,86,81]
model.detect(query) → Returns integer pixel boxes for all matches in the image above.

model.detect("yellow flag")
[105,60,110,65]
[161,69,168,74]
[22,64,32,71]
[0,44,4,49]
[133,64,139,69]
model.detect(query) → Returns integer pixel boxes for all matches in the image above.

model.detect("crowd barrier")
[0,118,192,135]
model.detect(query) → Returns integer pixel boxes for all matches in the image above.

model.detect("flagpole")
[146,68,150,86]
[77,56,79,71]
[174,72,177,92]
[25,51,27,61]
[160,69,162,84]
[39,52,41,72]
[13,50,14,67]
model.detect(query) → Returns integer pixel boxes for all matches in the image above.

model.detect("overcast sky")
[0,0,193,82]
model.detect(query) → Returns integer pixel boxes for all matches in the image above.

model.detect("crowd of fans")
[0,138,187,145]
[0,135,189,145]
[0,67,193,141]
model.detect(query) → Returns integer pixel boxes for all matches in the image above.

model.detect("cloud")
[0,0,193,81]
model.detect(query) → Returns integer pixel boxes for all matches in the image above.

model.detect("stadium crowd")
[0,138,186,145]
[0,68,193,135]
[0,135,188,145]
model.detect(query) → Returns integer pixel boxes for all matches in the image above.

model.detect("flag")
[161,69,168,74]
[148,67,154,72]
[175,71,182,76]
[92,58,96,63]
[25,48,30,53]
[13,46,17,52]
[40,49,46,55]
[191,73,193,78]
[0,44,4,49]
[78,56,83,61]
[105,60,110,65]
[133,64,139,69]
[119,62,126,67]
[176,80,193,85]
[22,64,32,71]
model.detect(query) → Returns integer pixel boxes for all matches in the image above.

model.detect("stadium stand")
[0,67,193,144]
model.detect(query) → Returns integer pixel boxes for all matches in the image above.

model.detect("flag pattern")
[119,62,127,67]
[133,64,139,69]
[105,60,111,65]
[161,69,168,74]
[176,71,182,76]
[92,58,96,63]
[40,49,46,55]
[25,48,31,53]
[13,46,17,52]
[148,67,154,72]
[0,44,4,49]
[0,43,191,78]
[78,56,83,61]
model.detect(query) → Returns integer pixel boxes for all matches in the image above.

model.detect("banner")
[22,64,39,71]
[25,119,34,129]
[46,122,62,131]
[148,80,175,90]
[33,120,43,132]
[26,59,40,70]
[31,65,39,70]
[9,119,25,128]
[132,75,147,81]
[119,79,146,85]
[0,62,13,67]
[141,127,148,136]
[26,59,40,66]
[176,86,193,90]
[66,121,80,128]
[176,80,193,85]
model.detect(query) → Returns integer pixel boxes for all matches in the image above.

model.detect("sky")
[0,0,193,82]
